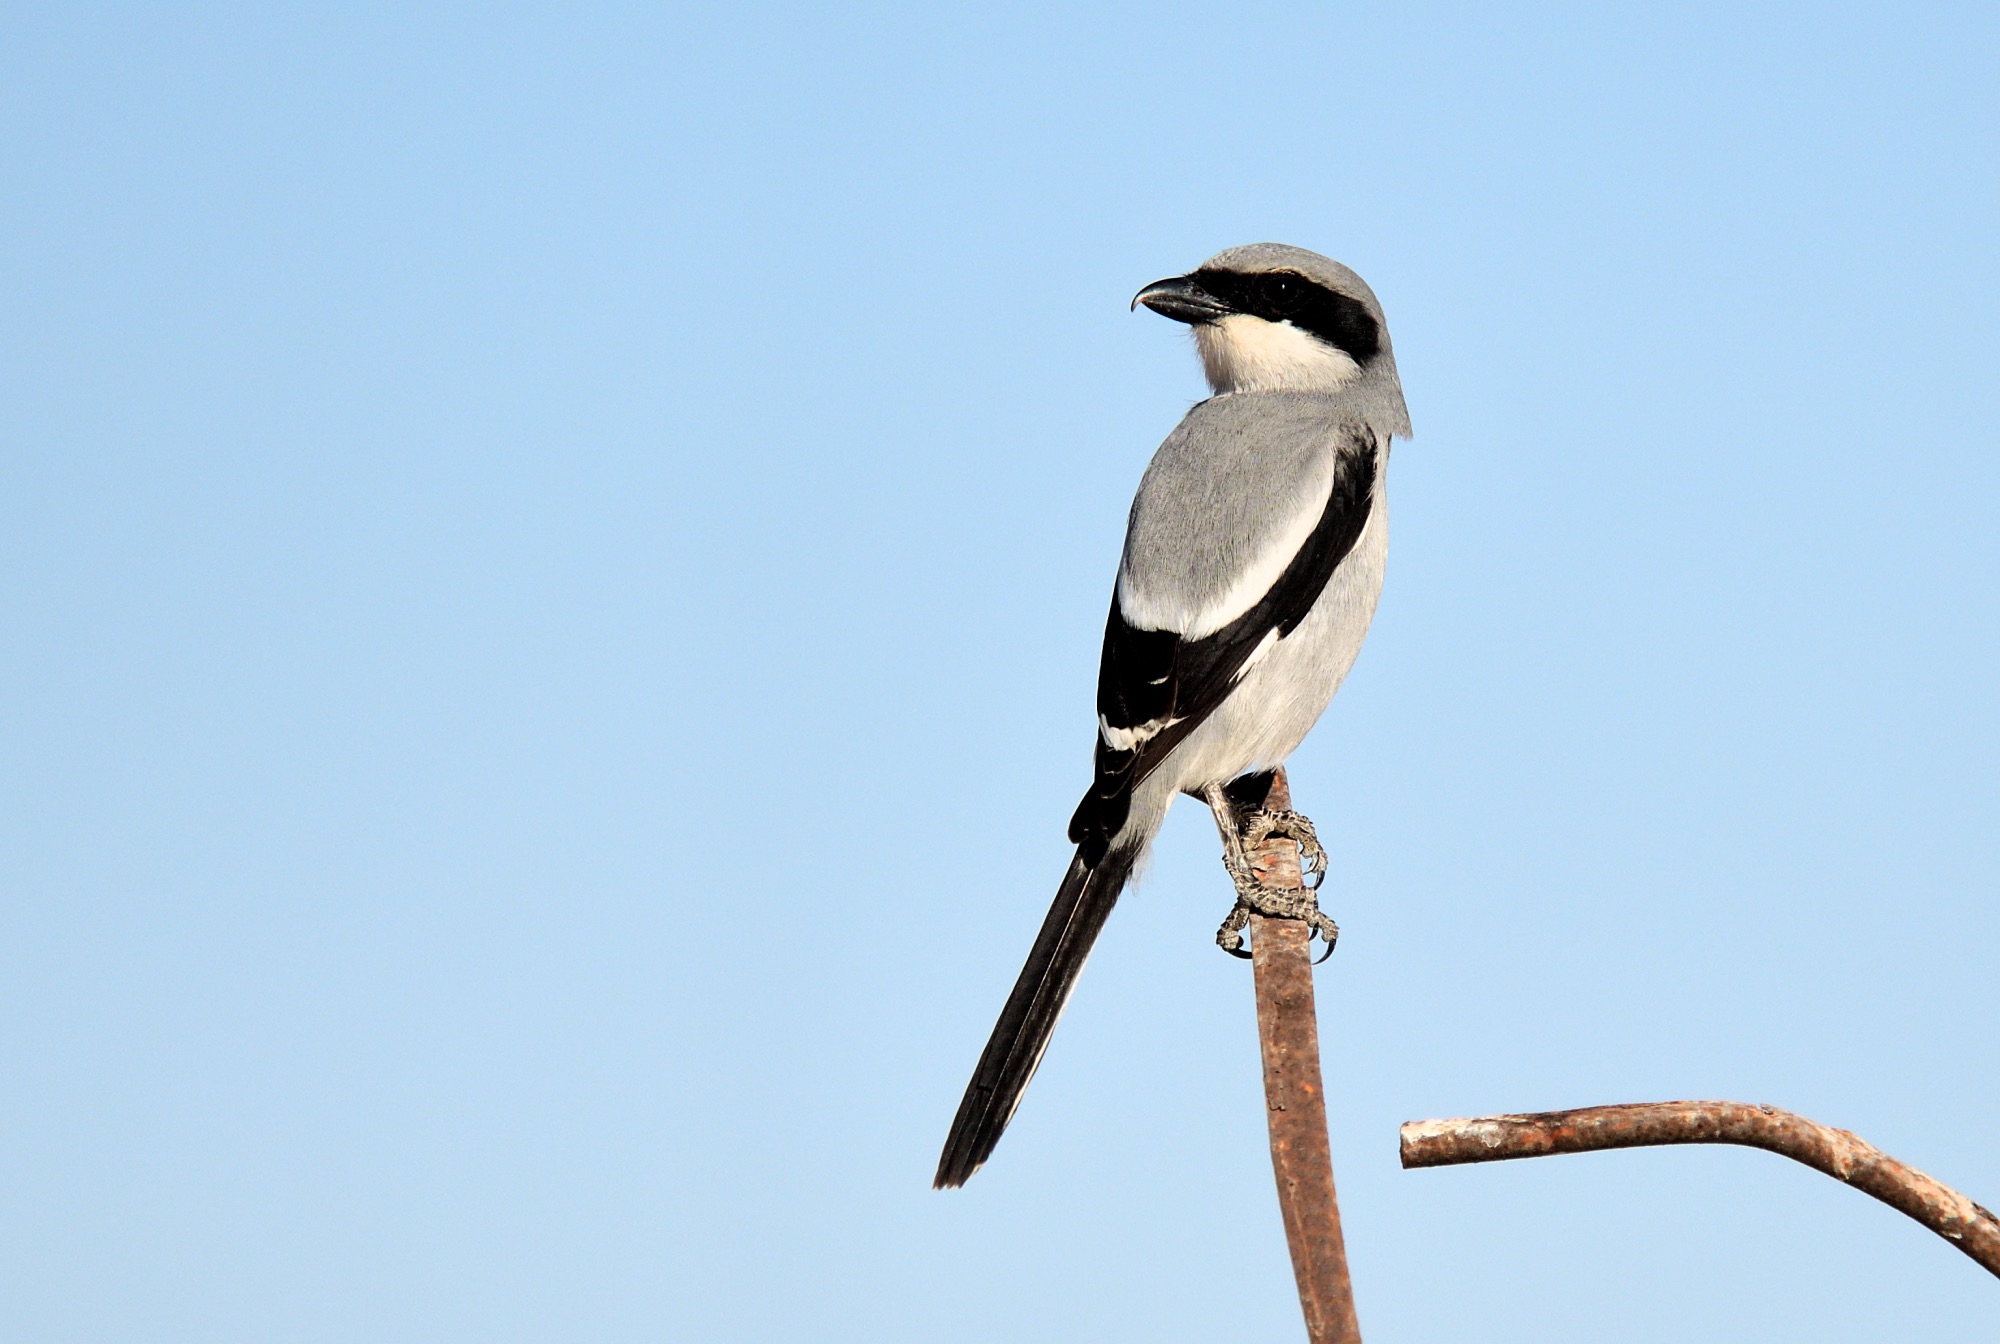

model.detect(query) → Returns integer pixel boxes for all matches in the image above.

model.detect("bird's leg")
[1202,783,1339,962]
[1204,784,1257,959]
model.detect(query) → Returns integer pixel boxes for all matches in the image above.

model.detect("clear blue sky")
[4,4,1997,1340]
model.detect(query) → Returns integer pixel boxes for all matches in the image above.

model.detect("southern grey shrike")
[934,243,1411,1189]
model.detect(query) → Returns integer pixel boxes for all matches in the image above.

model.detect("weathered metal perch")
[1241,770,1362,1343]
[1400,1099,2000,1279]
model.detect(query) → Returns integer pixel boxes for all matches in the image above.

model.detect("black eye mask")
[1189,268,1382,365]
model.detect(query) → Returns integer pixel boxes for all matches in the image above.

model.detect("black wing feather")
[1068,431,1378,864]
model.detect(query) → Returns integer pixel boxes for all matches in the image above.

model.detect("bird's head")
[1134,244,1401,408]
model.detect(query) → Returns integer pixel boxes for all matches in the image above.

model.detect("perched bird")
[934,244,1411,1189]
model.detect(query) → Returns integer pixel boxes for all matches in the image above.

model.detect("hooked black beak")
[1131,275,1234,325]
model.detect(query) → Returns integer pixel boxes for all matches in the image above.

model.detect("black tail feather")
[933,847,1136,1188]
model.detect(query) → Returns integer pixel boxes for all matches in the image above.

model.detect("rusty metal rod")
[1400,1100,2000,1279]
[1245,770,1362,1343]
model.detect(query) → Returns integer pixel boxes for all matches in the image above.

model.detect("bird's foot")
[1240,808,1327,890]
[1214,850,1340,962]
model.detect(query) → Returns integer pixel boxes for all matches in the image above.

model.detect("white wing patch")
[1231,626,1282,681]
[1098,714,1178,753]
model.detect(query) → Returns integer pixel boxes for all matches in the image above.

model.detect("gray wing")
[1069,396,1378,864]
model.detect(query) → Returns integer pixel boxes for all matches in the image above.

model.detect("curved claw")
[1307,909,1341,963]
[1296,854,1328,892]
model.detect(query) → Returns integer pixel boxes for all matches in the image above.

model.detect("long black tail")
[934,846,1137,1188]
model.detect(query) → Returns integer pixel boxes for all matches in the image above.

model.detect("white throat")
[1195,314,1361,394]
